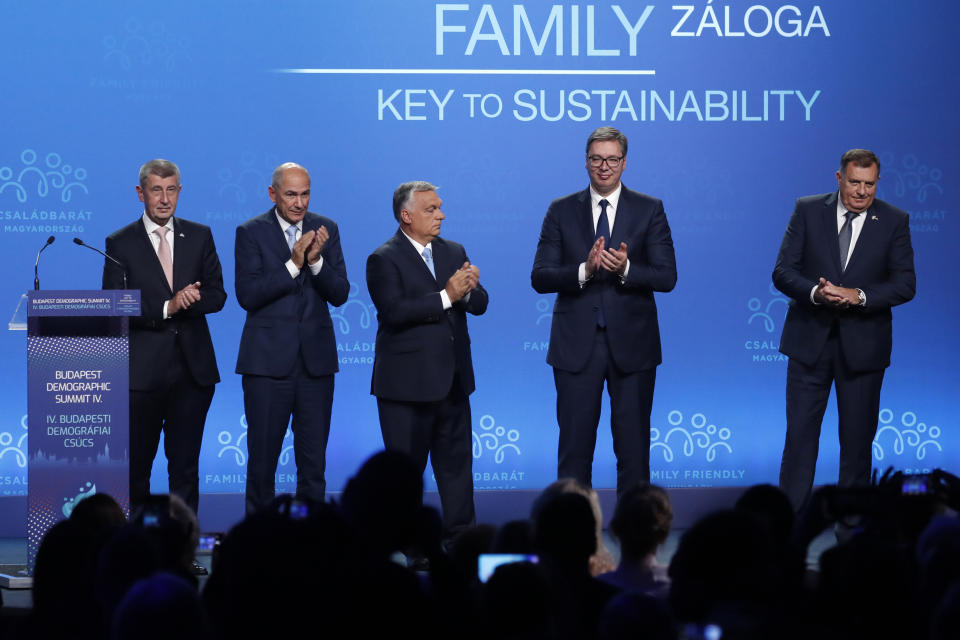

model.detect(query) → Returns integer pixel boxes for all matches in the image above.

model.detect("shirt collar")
[400,229,431,254]
[836,192,866,219]
[274,208,301,233]
[590,183,622,210]
[141,212,173,234]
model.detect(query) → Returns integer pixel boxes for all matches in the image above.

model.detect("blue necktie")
[594,199,610,328]
[422,246,436,278]
[285,225,298,251]
[596,198,610,245]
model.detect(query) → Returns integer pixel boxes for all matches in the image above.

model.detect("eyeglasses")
[587,155,624,168]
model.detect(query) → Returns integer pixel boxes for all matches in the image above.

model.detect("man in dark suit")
[367,181,488,541]
[103,158,226,516]
[532,127,677,497]
[773,149,916,511]
[235,162,349,514]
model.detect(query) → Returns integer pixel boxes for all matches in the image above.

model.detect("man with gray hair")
[235,162,349,514]
[103,158,226,518]
[773,149,916,514]
[367,181,488,542]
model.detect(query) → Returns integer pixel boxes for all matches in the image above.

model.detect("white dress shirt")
[275,209,324,278]
[401,230,456,310]
[142,212,175,319]
[578,182,631,284]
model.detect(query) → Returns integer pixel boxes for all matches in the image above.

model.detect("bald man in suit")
[235,162,349,514]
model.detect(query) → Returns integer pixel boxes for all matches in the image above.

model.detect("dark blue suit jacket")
[103,216,226,390]
[366,229,488,403]
[235,209,349,378]
[531,185,677,373]
[773,192,916,371]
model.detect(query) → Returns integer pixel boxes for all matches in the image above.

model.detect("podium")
[24,290,140,572]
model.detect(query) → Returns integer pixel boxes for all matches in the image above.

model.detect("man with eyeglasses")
[235,162,350,514]
[532,127,677,498]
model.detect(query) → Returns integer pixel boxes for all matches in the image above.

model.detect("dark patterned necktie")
[838,210,860,271]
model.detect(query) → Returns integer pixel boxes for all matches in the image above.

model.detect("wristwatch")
[856,288,866,306]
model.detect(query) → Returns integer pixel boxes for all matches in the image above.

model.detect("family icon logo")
[746,283,789,334]
[216,154,275,205]
[879,152,944,204]
[651,410,732,463]
[216,415,248,467]
[472,414,521,463]
[0,150,89,204]
[873,409,942,462]
[102,18,192,72]
[0,415,28,468]
[332,283,377,335]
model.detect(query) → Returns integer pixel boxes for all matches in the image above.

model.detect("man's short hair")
[271,162,309,190]
[138,159,180,188]
[392,181,438,222]
[586,127,628,157]
[840,149,880,175]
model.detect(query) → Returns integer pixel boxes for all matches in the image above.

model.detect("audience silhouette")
[1,463,957,640]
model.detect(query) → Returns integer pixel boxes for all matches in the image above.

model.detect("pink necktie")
[154,226,173,290]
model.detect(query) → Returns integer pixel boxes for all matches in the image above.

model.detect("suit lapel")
[393,230,438,286]
[844,206,877,274]
[171,218,186,290]
[578,189,594,249]
[609,187,630,249]
[431,239,451,285]
[266,210,293,263]
[821,195,844,276]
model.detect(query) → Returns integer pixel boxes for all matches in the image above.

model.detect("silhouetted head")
[32,519,104,636]
[609,483,673,562]
[341,450,424,554]
[533,491,597,572]
[112,572,207,640]
[598,591,676,640]
[483,560,554,638]
[69,492,127,539]
[133,494,199,575]
[669,509,779,623]
[735,484,794,546]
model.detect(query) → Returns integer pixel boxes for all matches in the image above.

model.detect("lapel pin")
[179,232,185,238]
[871,215,878,221]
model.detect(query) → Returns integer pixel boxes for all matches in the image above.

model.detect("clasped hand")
[290,226,330,269]
[169,281,202,314]
[585,237,628,277]
[814,277,860,307]
[445,262,480,302]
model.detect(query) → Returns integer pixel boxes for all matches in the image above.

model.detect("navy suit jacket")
[235,209,349,378]
[367,229,488,403]
[531,185,677,373]
[103,216,226,390]
[773,192,916,371]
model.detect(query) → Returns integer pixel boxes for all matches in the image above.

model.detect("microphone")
[73,237,128,289]
[34,235,55,290]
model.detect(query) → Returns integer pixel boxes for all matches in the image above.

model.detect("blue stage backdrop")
[1,1,956,500]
